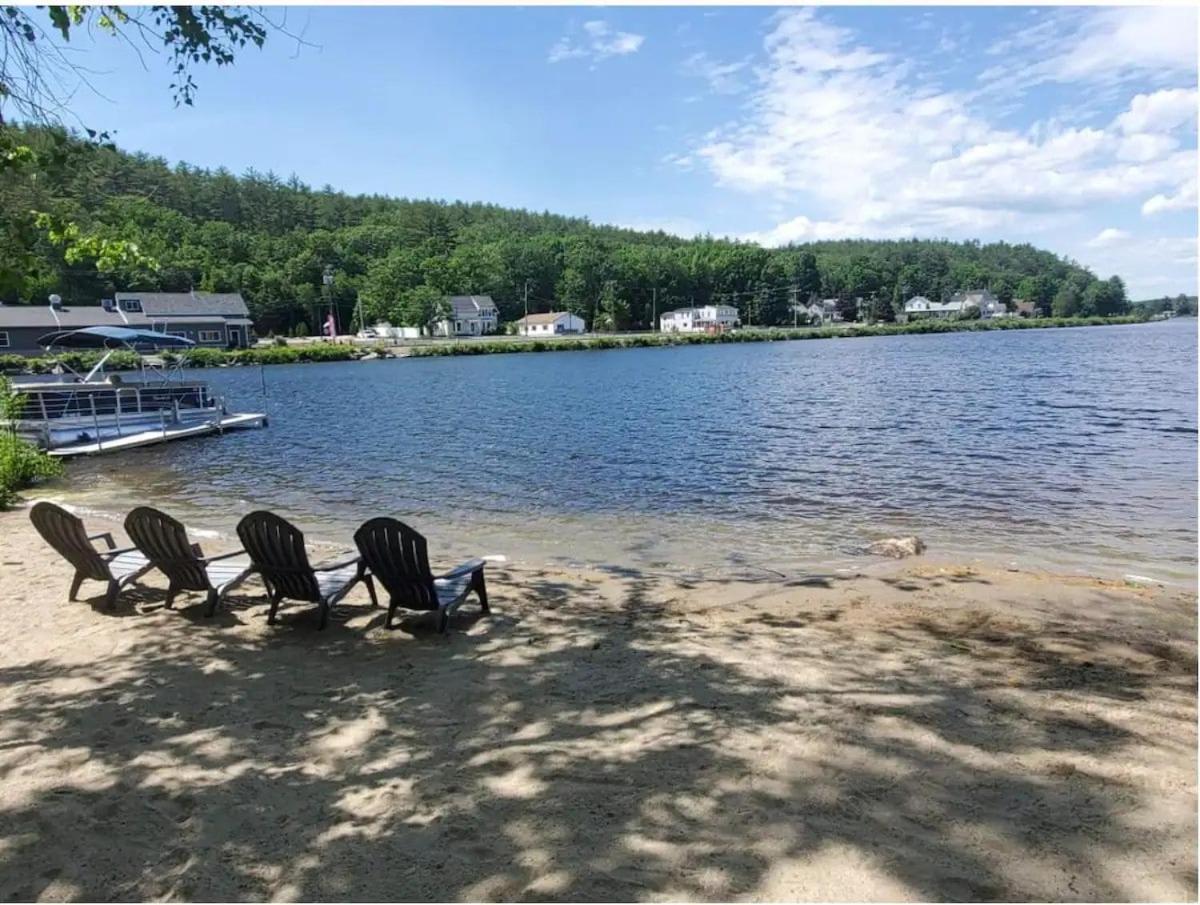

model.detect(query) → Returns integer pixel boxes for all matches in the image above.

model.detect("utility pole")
[323,264,337,337]
[523,279,530,320]
[791,285,799,327]
[652,286,658,332]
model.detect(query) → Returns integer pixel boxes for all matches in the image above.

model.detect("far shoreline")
[0,314,1170,374]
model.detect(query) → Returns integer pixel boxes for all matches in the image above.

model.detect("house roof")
[0,304,148,329]
[516,312,575,325]
[1,291,251,330]
[949,289,998,306]
[115,291,249,317]
[662,304,738,317]
[447,295,496,317]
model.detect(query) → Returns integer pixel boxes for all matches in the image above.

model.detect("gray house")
[0,291,255,355]
[431,295,499,337]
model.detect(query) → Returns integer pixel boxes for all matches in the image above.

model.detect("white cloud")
[548,20,644,65]
[1142,179,1198,216]
[1086,228,1130,248]
[981,7,1197,96]
[681,52,750,95]
[677,7,1197,296]
[1115,88,1199,135]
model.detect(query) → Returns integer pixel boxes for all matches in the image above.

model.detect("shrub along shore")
[0,315,1150,375]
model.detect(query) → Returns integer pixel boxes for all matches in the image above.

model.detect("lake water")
[57,320,1197,583]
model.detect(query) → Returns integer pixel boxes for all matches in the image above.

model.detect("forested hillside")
[1,126,1128,333]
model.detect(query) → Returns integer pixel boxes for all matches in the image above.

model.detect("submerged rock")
[867,536,926,558]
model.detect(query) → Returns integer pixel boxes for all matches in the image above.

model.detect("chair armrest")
[313,554,361,572]
[201,549,247,563]
[88,532,116,550]
[438,558,486,580]
[105,545,142,557]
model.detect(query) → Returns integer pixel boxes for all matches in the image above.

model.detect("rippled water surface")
[60,320,1197,581]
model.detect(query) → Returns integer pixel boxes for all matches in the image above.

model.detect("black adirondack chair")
[353,516,489,633]
[124,506,254,616]
[29,501,153,608]
[236,510,376,629]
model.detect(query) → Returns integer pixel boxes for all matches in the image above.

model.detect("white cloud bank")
[549,20,644,65]
[675,7,1198,294]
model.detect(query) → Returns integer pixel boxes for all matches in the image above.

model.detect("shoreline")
[0,504,1194,900]
[0,315,1160,373]
[26,490,1197,590]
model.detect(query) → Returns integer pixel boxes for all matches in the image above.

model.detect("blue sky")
[53,5,1198,298]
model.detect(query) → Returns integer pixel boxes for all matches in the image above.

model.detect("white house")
[798,298,842,324]
[904,295,971,319]
[432,295,499,337]
[659,304,740,334]
[952,290,1009,318]
[370,322,423,339]
[515,311,587,336]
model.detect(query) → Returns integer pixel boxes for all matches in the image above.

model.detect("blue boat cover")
[36,326,197,350]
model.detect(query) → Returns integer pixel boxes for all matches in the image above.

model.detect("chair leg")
[437,607,450,634]
[165,583,179,610]
[267,592,282,625]
[386,598,398,629]
[68,571,84,602]
[318,599,330,631]
[472,570,490,614]
[104,581,120,610]
[364,574,379,608]
[204,588,219,617]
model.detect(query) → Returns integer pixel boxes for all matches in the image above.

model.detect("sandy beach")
[0,503,1195,902]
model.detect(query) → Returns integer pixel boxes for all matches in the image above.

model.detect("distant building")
[904,290,1011,320]
[0,291,254,356]
[659,304,740,334]
[798,298,842,324]
[370,322,423,339]
[1013,299,1037,318]
[950,289,1008,318]
[431,295,499,337]
[515,311,586,336]
[903,295,968,319]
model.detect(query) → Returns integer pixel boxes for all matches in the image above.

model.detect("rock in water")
[867,536,926,558]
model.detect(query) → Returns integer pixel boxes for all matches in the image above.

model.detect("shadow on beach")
[0,560,1195,902]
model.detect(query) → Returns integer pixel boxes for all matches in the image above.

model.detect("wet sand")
[0,504,1195,901]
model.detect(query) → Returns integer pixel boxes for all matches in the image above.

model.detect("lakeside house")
[904,289,1011,321]
[0,291,254,355]
[1014,299,1037,318]
[659,304,740,334]
[903,295,966,319]
[431,295,499,337]
[951,289,1010,318]
[797,298,843,324]
[515,312,586,336]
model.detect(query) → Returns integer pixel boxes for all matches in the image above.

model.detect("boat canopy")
[36,326,196,350]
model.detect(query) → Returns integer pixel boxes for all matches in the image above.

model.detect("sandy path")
[0,507,1194,901]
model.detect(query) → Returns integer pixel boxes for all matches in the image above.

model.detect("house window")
[0,331,8,348]
[120,299,143,313]
[198,330,222,343]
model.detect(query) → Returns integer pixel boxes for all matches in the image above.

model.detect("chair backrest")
[29,501,112,581]
[354,517,438,611]
[236,510,320,601]
[125,506,208,591]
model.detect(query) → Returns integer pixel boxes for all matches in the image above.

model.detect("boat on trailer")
[5,326,267,457]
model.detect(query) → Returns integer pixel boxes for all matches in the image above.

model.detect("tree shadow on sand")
[0,564,1194,901]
